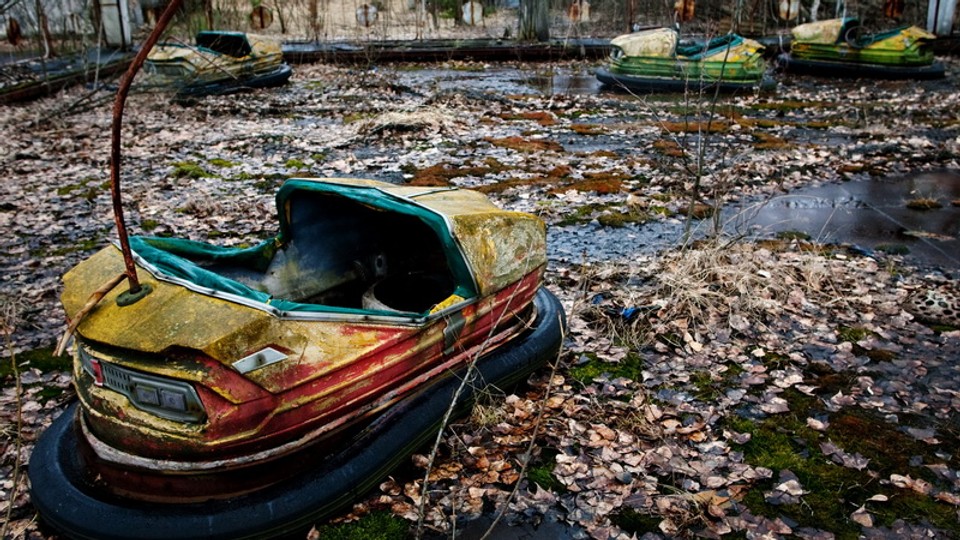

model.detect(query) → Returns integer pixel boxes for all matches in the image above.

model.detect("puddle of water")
[548,218,695,263]
[549,170,960,270]
[521,69,603,95]
[730,170,960,268]
[389,65,604,96]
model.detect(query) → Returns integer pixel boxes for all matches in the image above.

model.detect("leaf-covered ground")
[1,59,959,539]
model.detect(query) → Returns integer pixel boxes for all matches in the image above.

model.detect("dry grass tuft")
[576,238,844,348]
[905,197,943,210]
[357,109,456,137]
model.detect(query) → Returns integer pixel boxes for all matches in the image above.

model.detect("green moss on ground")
[568,352,646,384]
[171,161,215,179]
[207,158,237,168]
[727,389,960,538]
[0,347,70,378]
[611,508,661,536]
[527,449,566,492]
[285,158,309,170]
[310,511,409,540]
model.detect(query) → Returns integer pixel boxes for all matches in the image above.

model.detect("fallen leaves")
[2,58,960,540]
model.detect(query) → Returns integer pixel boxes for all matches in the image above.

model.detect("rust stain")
[484,136,564,153]
[498,111,557,126]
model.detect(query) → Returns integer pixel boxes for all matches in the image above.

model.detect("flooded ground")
[551,168,960,270]
[733,169,960,269]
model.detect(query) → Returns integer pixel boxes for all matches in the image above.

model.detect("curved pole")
[110,0,183,293]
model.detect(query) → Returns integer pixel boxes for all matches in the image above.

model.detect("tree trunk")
[309,0,320,39]
[204,0,214,29]
[275,2,287,33]
[518,0,549,41]
[35,0,56,57]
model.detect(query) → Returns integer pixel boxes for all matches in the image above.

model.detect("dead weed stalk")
[0,296,25,540]
[578,237,853,350]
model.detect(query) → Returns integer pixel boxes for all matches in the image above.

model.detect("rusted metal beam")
[110,0,182,297]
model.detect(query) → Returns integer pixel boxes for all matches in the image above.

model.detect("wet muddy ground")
[2,58,960,539]
[732,169,960,268]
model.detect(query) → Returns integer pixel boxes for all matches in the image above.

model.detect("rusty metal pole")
[110,0,182,299]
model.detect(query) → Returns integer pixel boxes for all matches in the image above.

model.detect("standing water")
[733,170,960,269]
[549,170,960,270]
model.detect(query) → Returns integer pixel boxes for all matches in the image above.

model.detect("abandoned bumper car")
[144,30,292,98]
[29,178,564,539]
[777,18,945,79]
[596,27,775,93]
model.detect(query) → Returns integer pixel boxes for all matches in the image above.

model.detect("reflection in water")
[733,170,959,268]
[549,170,960,270]
[386,65,603,96]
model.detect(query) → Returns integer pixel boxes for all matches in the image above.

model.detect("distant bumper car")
[29,178,564,539]
[144,30,292,98]
[777,18,945,79]
[596,27,775,93]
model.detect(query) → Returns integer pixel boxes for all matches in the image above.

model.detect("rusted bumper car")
[29,178,564,539]
[777,18,945,79]
[596,27,775,93]
[144,30,292,98]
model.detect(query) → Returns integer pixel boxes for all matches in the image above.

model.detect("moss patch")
[0,347,70,378]
[527,449,565,492]
[728,390,960,538]
[285,158,310,170]
[171,161,215,179]
[225,171,254,182]
[141,219,160,232]
[207,158,237,168]
[310,511,409,540]
[568,352,646,384]
[556,202,655,227]
[837,325,873,343]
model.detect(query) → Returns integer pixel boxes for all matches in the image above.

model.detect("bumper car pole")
[110,0,182,304]
[56,0,185,356]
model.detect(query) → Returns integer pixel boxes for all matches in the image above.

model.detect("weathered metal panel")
[791,18,845,44]
[611,28,678,58]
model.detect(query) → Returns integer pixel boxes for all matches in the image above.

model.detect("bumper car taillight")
[78,343,206,423]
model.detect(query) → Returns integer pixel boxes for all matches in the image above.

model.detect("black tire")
[776,53,946,80]
[29,287,564,540]
[174,64,293,102]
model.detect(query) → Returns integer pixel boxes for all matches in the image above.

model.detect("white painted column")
[927,0,957,36]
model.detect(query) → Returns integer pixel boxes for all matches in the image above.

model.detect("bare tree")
[34,0,56,57]
[518,0,549,40]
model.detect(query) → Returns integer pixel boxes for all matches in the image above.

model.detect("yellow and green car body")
[145,31,292,97]
[779,18,945,78]
[60,178,549,466]
[596,27,774,92]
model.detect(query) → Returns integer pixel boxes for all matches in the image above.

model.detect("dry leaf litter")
[1,59,959,538]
